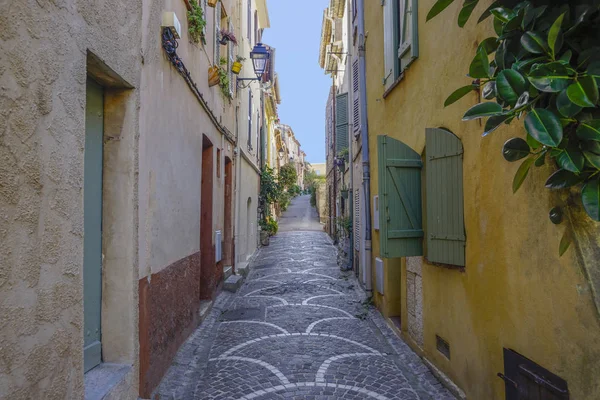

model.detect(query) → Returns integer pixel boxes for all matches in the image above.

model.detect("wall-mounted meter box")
[373,195,379,231]
[162,12,182,39]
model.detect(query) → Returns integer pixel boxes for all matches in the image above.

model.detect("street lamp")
[237,43,270,87]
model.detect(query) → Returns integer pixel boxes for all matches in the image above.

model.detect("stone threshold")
[85,363,132,400]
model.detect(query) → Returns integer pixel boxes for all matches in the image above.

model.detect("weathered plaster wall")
[236,156,259,263]
[365,1,600,399]
[0,0,142,398]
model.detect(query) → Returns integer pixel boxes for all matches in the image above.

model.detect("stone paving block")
[224,274,244,292]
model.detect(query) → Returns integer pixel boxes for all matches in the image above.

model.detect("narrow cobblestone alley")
[157,197,454,399]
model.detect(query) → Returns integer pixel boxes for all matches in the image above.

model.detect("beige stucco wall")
[0,0,143,398]
[365,1,600,399]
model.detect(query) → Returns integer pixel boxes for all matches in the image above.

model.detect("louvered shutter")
[214,4,221,64]
[398,0,419,72]
[383,0,397,90]
[228,19,234,96]
[352,58,360,136]
[425,128,465,266]
[335,93,349,155]
[354,189,360,250]
[377,135,423,258]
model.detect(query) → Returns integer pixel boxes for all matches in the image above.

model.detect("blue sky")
[262,0,330,164]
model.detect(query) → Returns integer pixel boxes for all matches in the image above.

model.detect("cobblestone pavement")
[157,198,454,399]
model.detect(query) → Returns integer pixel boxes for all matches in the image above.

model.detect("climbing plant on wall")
[430,0,600,254]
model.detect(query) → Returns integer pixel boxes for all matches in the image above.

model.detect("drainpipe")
[357,0,372,291]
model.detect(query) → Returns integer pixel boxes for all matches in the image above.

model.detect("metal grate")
[436,335,450,360]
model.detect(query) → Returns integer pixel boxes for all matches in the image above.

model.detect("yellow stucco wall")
[365,1,600,399]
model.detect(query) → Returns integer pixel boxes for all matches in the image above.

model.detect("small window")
[247,0,252,41]
[383,0,418,91]
[254,11,258,45]
[216,149,221,178]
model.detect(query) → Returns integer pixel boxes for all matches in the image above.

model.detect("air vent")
[436,335,450,360]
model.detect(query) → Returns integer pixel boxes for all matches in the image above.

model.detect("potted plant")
[231,55,245,75]
[217,57,232,99]
[207,0,218,7]
[340,184,349,199]
[219,28,237,45]
[187,0,206,44]
[208,65,220,87]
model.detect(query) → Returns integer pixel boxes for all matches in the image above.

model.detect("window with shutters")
[228,19,235,96]
[377,135,423,258]
[425,128,465,267]
[214,4,221,64]
[335,92,349,156]
[383,0,419,91]
[500,348,569,400]
[352,58,360,137]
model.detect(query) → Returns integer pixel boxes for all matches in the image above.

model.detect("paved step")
[223,275,243,293]
[223,265,233,280]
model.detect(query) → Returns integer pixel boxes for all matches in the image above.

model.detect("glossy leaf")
[458,0,479,27]
[524,108,563,147]
[555,147,585,173]
[577,120,600,141]
[502,137,530,161]
[490,7,514,23]
[526,132,542,149]
[515,91,530,109]
[445,85,475,106]
[528,62,573,93]
[493,17,504,36]
[548,13,565,57]
[559,230,571,257]
[582,178,600,221]
[427,0,456,21]
[478,37,499,54]
[588,61,600,78]
[581,139,600,154]
[545,169,583,189]
[503,9,525,33]
[463,102,504,120]
[566,76,599,107]
[469,47,491,78]
[535,150,547,166]
[584,151,600,169]
[556,89,582,118]
[482,81,496,100]
[478,1,499,23]
[483,115,510,136]
[559,50,572,63]
[497,69,528,106]
[513,157,534,193]
[521,31,548,54]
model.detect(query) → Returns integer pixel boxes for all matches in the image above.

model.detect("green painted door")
[84,77,103,372]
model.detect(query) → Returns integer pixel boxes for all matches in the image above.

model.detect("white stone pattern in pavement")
[157,232,455,400]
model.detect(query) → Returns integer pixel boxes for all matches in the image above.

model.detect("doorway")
[246,197,252,258]
[83,77,104,372]
[200,136,214,300]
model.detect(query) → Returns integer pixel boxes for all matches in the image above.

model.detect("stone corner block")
[223,275,244,293]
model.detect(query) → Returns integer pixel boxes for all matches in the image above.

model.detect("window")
[217,149,221,178]
[227,19,235,96]
[335,92,349,155]
[352,58,360,136]
[425,128,465,267]
[254,11,258,45]
[247,0,252,42]
[214,4,221,64]
[247,92,253,150]
[383,0,418,91]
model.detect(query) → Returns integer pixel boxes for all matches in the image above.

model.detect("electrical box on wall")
[162,12,181,39]
[373,195,379,230]
[375,257,384,294]
[215,231,222,263]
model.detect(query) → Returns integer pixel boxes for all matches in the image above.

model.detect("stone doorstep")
[223,274,244,293]
[85,363,132,400]
[236,261,249,277]
[223,265,233,280]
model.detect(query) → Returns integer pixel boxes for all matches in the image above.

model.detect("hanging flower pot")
[219,37,229,45]
[231,61,243,75]
[207,0,218,7]
[208,66,220,87]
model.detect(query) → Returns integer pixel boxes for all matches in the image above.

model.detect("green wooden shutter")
[383,0,398,89]
[425,128,465,266]
[335,92,349,155]
[377,135,424,258]
[398,0,418,73]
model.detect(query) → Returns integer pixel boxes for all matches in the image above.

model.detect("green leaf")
[582,178,600,221]
[482,81,496,100]
[582,139,600,154]
[502,137,530,162]
[521,31,549,54]
[548,13,565,58]
[512,56,548,74]
[524,108,563,147]
[444,85,474,107]
[556,90,582,118]
[588,61,600,78]
[477,1,498,23]
[478,37,499,54]
[483,115,510,136]
[577,120,600,141]
[535,150,547,166]
[583,151,600,169]
[513,157,534,193]
[559,50,573,63]
[493,16,504,36]
[559,230,571,257]
[427,0,456,21]
[469,47,491,78]
[458,0,479,27]
[555,147,585,173]
[545,169,583,189]
[490,7,514,23]
[463,102,504,121]
[496,69,528,106]
[526,132,542,149]
[566,76,599,108]
[503,9,525,33]
[528,62,573,93]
